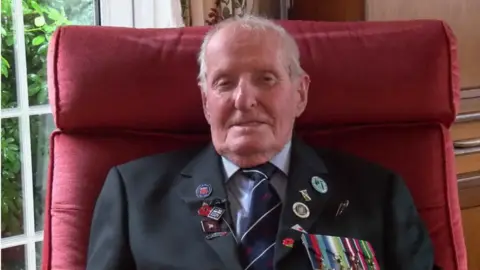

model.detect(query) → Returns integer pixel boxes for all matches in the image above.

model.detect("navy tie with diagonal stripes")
[240,163,281,270]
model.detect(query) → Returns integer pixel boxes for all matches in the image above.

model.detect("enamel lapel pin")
[335,200,349,217]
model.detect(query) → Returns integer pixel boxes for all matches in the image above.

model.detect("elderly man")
[87,16,436,270]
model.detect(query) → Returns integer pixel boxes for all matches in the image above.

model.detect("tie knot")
[241,162,277,182]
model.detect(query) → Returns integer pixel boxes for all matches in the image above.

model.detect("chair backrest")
[43,20,466,269]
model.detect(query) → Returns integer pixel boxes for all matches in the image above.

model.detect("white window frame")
[0,0,137,269]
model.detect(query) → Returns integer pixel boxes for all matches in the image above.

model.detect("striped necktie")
[239,163,281,270]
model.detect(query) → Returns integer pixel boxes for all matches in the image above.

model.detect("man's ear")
[199,84,211,124]
[295,74,310,117]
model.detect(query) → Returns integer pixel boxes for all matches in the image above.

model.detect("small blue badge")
[311,176,328,194]
[196,184,212,198]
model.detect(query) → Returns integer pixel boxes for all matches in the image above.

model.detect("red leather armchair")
[43,20,467,269]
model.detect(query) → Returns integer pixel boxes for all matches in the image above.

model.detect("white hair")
[197,15,305,91]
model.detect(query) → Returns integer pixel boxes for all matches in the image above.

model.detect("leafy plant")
[1,1,93,268]
[1,0,93,241]
[2,0,71,241]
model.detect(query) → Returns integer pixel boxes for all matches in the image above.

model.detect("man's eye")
[214,80,234,91]
[218,80,230,86]
[262,75,276,84]
[217,81,232,88]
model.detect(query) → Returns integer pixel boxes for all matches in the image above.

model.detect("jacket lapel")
[274,137,333,266]
[176,144,242,270]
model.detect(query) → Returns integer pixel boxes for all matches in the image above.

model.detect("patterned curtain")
[180,0,281,26]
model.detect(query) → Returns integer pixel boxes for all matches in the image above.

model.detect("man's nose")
[234,79,257,110]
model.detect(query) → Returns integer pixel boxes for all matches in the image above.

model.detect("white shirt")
[222,141,292,238]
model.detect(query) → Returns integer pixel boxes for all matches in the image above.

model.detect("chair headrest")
[47,20,459,132]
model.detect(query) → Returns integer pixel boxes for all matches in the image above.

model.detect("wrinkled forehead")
[205,25,286,72]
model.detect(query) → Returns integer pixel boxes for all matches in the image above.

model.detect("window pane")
[1,1,18,109]
[36,241,43,269]
[30,114,55,231]
[1,245,26,270]
[25,0,97,106]
[1,118,24,237]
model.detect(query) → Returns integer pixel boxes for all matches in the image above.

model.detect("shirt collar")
[222,140,292,179]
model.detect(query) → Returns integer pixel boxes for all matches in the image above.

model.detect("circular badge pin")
[292,202,310,219]
[196,184,212,198]
[311,176,328,194]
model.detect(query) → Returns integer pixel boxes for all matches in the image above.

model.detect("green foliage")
[1,118,21,235]
[1,0,93,240]
[1,1,93,268]
[1,0,72,239]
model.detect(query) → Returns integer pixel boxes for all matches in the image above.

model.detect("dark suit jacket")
[87,138,435,270]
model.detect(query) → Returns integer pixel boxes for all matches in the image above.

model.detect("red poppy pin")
[282,238,294,248]
[198,205,212,217]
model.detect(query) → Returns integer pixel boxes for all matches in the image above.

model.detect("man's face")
[201,26,309,167]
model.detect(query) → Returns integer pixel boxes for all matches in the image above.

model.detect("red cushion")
[48,20,459,131]
[43,20,466,270]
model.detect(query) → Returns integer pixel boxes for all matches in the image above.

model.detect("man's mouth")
[235,121,263,127]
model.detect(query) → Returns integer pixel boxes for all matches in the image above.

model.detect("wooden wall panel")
[460,96,480,114]
[289,0,364,21]
[455,151,480,174]
[459,175,480,209]
[461,206,480,270]
[366,0,480,88]
[451,121,480,141]
[459,88,480,114]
